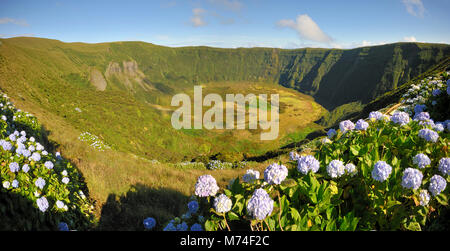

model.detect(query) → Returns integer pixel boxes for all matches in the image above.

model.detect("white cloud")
[277,14,333,44]
[402,0,425,18]
[0,17,29,26]
[403,36,417,42]
[190,8,207,27]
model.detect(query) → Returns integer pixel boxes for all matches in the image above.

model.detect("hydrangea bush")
[0,93,95,230]
[163,72,449,231]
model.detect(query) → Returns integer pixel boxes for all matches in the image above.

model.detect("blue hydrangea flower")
[297,155,320,175]
[8,134,16,142]
[247,188,274,220]
[401,168,423,190]
[214,194,232,213]
[355,119,369,131]
[432,89,442,96]
[62,177,70,184]
[390,112,410,126]
[143,217,156,230]
[58,222,69,231]
[187,200,199,214]
[56,200,65,209]
[11,180,19,188]
[339,120,355,133]
[413,112,430,121]
[418,190,430,206]
[327,129,337,139]
[369,111,383,121]
[413,153,431,169]
[36,197,49,212]
[22,164,30,173]
[414,104,426,114]
[30,152,41,162]
[28,145,35,152]
[194,175,219,197]
[176,222,188,231]
[327,160,346,178]
[35,177,46,189]
[190,223,203,231]
[243,169,260,184]
[433,123,445,132]
[44,161,54,170]
[0,140,12,151]
[163,221,177,231]
[3,181,10,189]
[289,151,300,161]
[418,129,439,143]
[372,161,392,182]
[429,175,447,196]
[345,163,357,176]
[264,163,288,185]
[9,162,19,172]
[438,157,450,176]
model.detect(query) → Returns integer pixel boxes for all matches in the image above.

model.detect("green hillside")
[0,37,449,163]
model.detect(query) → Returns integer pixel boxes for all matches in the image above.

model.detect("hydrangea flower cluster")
[418,190,430,206]
[143,217,156,230]
[368,111,383,121]
[390,112,410,126]
[243,169,260,184]
[289,151,300,161]
[246,189,274,220]
[345,163,357,176]
[418,128,439,143]
[355,119,369,131]
[428,175,447,196]
[371,161,392,182]
[413,153,431,169]
[401,168,423,190]
[264,163,288,185]
[213,194,232,213]
[188,200,199,214]
[194,175,219,197]
[327,160,346,178]
[413,112,430,122]
[297,155,320,175]
[438,157,450,175]
[327,129,337,139]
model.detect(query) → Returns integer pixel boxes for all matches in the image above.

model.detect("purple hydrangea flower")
[339,120,355,133]
[22,164,30,173]
[264,163,288,185]
[243,169,260,184]
[413,112,430,121]
[372,161,392,182]
[289,151,300,161]
[355,119,369,131]
[418,190,430,206]
[414,104,426,114]
[327,129,337,139]
[30,152,41,162]
[345,163,357,176]
[418,129,439,143]
[438,157,450,176]
[176,222,188,231]
[391,112,410,126]
[327,160,346,178]
[401,168,423,190]
[369,111,383,121]
[247,188,274,220]
[0,140,12,151]
[433,123,445,132]
[214,194,232,213]
[413,153,431,169]
[36,197,49,212]
[194,175,219,197]
[35,177,46,189]
[62,177,70,184]
[58,222,69,231]
[12,180,19,188]
[9,162,20,173]
[297,155,320,175]
[429,175,447,196]
[432,89,442,96]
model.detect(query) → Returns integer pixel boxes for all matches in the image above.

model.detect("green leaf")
[227,211,240,221]
[290,207,300,222]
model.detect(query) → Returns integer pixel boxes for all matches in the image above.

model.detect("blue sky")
[0,0,449,49]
